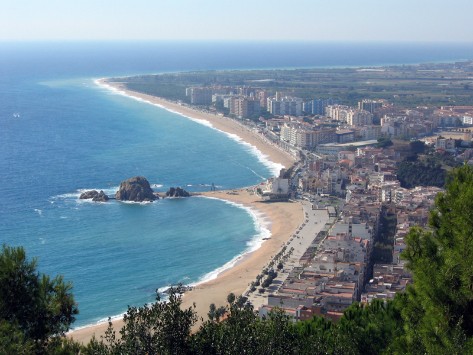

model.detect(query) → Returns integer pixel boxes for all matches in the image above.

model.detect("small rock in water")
[92,190,109,202]
[79,190,109,202]
[79,190,100,200]
[165,187,190,198]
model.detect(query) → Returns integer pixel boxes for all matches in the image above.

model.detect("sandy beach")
[181,190,303,322]
[69,81,303,344]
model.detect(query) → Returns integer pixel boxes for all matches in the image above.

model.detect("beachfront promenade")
[245,201,333,310]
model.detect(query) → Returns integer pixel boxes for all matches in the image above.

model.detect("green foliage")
[192,302,303,355]
[192,301,261,354]
[0,244,79,352]
[226,292,236,305]
[295,316,339,354]
[293,299,406,354]
[396,160,446,188]
[376,137,393,148]
[0,246,38,333]
[435,150,463,168]
[256,308,299,354]
[409,140,426,154]
[337,299,404,354]
[114,61,473,109]
[208,303,226,323]
[85,292,411,354]
[0,320,34,354]
[117,74,189,102]
[401,165,473,353]
[43,337,84,355]
[88,285,197,354]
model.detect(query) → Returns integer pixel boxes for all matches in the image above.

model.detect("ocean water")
[1,41,473,328]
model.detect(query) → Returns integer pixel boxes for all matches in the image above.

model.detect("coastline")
[95,79,296,173]
[68,80,303,344]
[180,189,303,325]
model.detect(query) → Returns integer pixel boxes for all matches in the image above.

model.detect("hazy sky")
[1,0,472,42]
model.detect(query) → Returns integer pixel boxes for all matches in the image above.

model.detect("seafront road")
[246,200,334,310]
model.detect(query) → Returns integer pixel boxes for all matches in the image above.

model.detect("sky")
[1,0,472,42]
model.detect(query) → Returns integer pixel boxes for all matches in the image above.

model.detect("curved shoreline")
[68,80,302,343]
[95,78,296,173]
[180,189,303,326]
[69,189,303,343]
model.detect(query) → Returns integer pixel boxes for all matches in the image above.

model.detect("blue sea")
[1,41,473,328]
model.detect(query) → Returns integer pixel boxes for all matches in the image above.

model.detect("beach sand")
[181,189,303,325]
[68,81,303,344]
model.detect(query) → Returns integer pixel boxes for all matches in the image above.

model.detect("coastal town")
[180,69,473,322]
[4,1,473,351]
[69,63,473,342]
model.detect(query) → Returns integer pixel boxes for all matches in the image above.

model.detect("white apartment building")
[267,96,303,116]
[346,110,373,127]
[463,115,473,125]
[357,125,382,140]
[280,124,337,149]
[261,177,290,195]
[186,87,213,105]
[229,97,261,119]
[358,99,383,113]
[325,105,351,122]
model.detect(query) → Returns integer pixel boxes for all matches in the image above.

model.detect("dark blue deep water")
[1,41,472,327]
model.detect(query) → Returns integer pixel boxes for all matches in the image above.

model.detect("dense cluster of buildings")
[361,185,441,303]
[256,143,447,321]
[186,85,473,323]
[259,216,375,321]
[186,86,267,119]
[186,86,473,156]
[186,85,340,120]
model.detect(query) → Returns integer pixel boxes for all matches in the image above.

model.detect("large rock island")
[115,176,157,202]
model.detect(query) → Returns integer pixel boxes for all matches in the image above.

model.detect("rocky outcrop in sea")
[115,176,157,202]
[79,190,109,202]
[165,187,190,198]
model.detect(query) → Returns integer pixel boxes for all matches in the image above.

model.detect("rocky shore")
[79,176,192,203]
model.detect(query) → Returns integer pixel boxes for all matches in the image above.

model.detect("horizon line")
[1,39,473,45]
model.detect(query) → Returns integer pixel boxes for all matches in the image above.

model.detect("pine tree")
[0,244,78,352]
[401,165,473,353]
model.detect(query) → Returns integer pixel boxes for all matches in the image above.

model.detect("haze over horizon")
[1,0,472,42]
